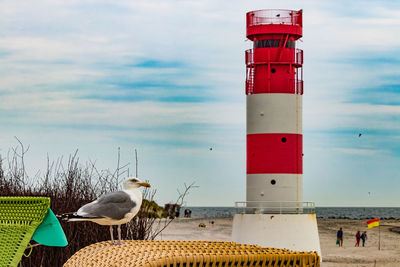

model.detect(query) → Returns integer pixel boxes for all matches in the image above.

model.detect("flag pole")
[378,221,381,250]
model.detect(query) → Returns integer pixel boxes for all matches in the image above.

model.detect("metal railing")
[245,73,303,95]
[295,49,303,65]
[235,201,315,215]
[247,9,302,27]
[295,80,304,95]
[245,48,303,66]
[244,48,303,95]
[245,49,254,66]
[245,66,255,94]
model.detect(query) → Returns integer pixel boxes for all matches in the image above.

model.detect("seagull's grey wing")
[77,191,136,220]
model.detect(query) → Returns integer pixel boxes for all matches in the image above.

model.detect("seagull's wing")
[77,191,136,220]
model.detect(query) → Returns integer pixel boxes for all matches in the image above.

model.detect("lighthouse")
[232,9,321,256]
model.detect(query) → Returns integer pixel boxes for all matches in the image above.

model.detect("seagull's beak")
[139,182,151,188]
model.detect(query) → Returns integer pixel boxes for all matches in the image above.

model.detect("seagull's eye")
[130,178,139,183]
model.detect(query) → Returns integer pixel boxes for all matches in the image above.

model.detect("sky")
[0,0,399,207]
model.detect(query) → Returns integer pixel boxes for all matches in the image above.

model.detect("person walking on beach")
[337,227,343,247]
[360,231,367,247]
[355,231,361,247]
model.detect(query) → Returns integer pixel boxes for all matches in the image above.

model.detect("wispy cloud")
[131,59,185,69]
[332,147,385,156]
[0,0,399,205]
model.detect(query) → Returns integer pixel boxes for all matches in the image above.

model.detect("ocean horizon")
[183,206,400,219]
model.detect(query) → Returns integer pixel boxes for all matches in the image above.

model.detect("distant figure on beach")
[337,227,343,247]
[361,231,367,247]
[355,231,361,247]
[184,209,192,218]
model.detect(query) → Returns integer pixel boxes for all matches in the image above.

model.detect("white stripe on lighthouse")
[247,94,302,135]
[246,173,303,203]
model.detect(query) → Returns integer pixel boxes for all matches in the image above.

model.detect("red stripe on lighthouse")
[247,133,302,174]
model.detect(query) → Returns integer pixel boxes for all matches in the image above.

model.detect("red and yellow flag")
[367,217,379,228]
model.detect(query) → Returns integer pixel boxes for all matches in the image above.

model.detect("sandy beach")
[157,217,400,267]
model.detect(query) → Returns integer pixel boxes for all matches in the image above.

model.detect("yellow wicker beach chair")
[64,240,320,267]
[0,197,50,267]
[0,196,68,267]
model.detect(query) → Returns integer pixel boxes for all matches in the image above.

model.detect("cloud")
[0,0,399,205]
[131,59,185,69]
[332,147,385,156]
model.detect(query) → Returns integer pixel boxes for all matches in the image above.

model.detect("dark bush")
[0,142,186,267]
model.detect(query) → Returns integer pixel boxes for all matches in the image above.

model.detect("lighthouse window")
[286,40,295,48]
[253,39,295,49]
[254,39,280,48]
[271,179,276,185]
[281,137,287,143]
[271,68,276,73]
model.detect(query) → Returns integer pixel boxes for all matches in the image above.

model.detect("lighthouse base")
[232,213,321,257]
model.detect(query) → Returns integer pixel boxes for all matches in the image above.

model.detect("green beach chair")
[0,196,68,267]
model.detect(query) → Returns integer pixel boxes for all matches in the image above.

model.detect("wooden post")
[378,224,381,250]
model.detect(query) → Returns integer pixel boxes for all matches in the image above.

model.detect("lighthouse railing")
[295,48,303,65]
[234,201,315,215]
[247,9,302,27]
[245,48,303,66]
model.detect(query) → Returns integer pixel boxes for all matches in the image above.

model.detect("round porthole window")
[271,68,276,73]
[271,179,276,185]
[281,137,287,143]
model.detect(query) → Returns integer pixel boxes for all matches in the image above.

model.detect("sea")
[184,207,400,220]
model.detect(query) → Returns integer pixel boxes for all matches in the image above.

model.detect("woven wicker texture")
[64,240,320,267]
[0,197,50,267]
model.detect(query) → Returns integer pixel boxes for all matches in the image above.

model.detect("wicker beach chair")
[0,197,50,267]
[64,240,320,267]
[0,196,68,267]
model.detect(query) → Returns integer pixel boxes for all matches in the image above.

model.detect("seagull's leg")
[109,225,115,245]
[116,225,122,245]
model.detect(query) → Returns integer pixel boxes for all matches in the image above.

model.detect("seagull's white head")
[123,177,151,190]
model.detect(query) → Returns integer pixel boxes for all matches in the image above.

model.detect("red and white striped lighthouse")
[232,9,320,256]
[245,9,303,207]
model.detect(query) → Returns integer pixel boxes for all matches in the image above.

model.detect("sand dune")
[157,217,400,267]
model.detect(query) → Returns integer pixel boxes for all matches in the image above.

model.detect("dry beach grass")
[157,217,400,267]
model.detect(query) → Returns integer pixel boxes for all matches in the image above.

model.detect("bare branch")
[148,181,198,240]
[135,148,138,177]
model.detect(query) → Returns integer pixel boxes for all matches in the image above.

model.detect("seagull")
[60,178,150,245]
